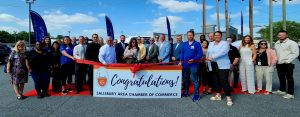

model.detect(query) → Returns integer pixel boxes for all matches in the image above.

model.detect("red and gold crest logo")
[98,77,107,87]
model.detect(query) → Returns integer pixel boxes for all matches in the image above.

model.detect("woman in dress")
[6,40,30,100]
[239,35,257,94]
[123,38,140,64]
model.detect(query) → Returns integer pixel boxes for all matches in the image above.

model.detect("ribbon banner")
[93,65,182,98]
[30,10,48,42]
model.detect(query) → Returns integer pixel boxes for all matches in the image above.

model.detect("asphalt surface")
[0,62,300,117]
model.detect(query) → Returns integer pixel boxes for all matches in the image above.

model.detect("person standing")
[255,40,277,95]
[146,38,159,63]
[85,33,101,95]
[98,37,105,47]
[116,35,128,63]
[141,37,149,49]
[207,31,233,106]
[113,39,118,47]
[71,37,77,46]
[73,36,87,94]
[180,30,203,102]
[172,35,183,63]
[239,35,257,94]
[60,36,76,95]
[273,30,299,99]
[158,34,171,63]
[199,40,212,94]
[28,41,51,98]
[227,37,240,88]
[98,36,116,65]
[137,37,146,63]
[6,40,30,100]
[42,36,51,52]
[123,38,140,64]
[50,41,62,93]
[207,33,214,42]
[154,35,160,45]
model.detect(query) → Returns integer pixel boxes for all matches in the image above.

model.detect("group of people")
[6,30,299,107]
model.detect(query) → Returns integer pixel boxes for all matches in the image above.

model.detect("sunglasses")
[93,37,98,38]
[114,42,117,43]
[260,43,267,45]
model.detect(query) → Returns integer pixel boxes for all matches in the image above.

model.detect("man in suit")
[115,35,128,63]
[146,38,159,63]
[158,34,171,63]
[172,35,183,63]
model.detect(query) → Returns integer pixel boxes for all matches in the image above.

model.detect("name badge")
[191,46,195,49]
[258,62,261,66]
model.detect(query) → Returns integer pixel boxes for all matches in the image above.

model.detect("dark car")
[0,44,11,63]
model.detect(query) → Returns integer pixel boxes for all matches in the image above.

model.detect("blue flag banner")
[166,17,171,39]
[105,16,114,40]
[241,11,243,37]
[30,10,48,42]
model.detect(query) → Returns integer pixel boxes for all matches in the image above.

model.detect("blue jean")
[183,66,199,95]
[31,71,50,94]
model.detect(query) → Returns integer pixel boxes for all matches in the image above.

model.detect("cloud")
[82,28,106,37]
[0,13,19,22]
[43,10,98,25]
[150,0,213,13]
[151,16,183,33]
[264,0,300,6]
[98,13,106,17]
[0,26,20,33]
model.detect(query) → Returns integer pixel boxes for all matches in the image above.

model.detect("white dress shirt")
[73,44,87,59]
[274,38,299,64]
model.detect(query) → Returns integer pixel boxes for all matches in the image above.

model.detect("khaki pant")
[255,66,274,92]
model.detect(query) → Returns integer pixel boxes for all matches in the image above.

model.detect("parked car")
[0,44,11,63]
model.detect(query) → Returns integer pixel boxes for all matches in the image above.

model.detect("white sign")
[93,65,182,98]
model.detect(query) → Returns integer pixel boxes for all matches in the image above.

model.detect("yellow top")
[138,43,146,60]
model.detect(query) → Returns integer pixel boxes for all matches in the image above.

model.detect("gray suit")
[146,44,159,63]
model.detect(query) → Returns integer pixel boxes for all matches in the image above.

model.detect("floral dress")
[8,50,28,84]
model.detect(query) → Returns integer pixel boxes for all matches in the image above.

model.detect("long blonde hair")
[14,40,26,53]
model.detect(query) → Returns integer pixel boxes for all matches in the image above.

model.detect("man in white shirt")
[98,36,116,65]
[73,36,87,94]
[273,30,299,99]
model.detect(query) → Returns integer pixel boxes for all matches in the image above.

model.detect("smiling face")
[214,32,222,42]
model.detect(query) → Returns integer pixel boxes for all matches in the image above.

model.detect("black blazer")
[116,42,128,63]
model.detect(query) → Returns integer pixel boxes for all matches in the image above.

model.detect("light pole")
[282,0,286,30]
[26,0,35,48]
[202,0,206,35]
[216,0,220,31]
[68,31,71,37]
[269,0,273,48]
[14,31,17,43]
[225,0,229,37]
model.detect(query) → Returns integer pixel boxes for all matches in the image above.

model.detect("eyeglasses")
[114,42,117,43]
[132,42,136,44]
[149,40,154,41]
[93,37,98,38]
[260,43,267,45]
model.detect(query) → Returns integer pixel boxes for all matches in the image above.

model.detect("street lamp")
[26,0,36,48]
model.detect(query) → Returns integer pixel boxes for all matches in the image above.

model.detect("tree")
[0,31,13,43]
[56,35,64,40]
[258,21,300,43]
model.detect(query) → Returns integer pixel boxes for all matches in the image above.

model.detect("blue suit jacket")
[159,41,171,63]
[172,41,183,61]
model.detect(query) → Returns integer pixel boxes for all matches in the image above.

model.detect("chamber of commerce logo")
[98,77,107,87]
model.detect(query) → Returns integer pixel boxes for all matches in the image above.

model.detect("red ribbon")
[75,59,205,77]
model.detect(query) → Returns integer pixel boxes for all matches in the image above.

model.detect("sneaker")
[273,90,286,95]
[62,90,68,95]
[192,95,200,102]
[210,96,222,101]
[283,94,294,99]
